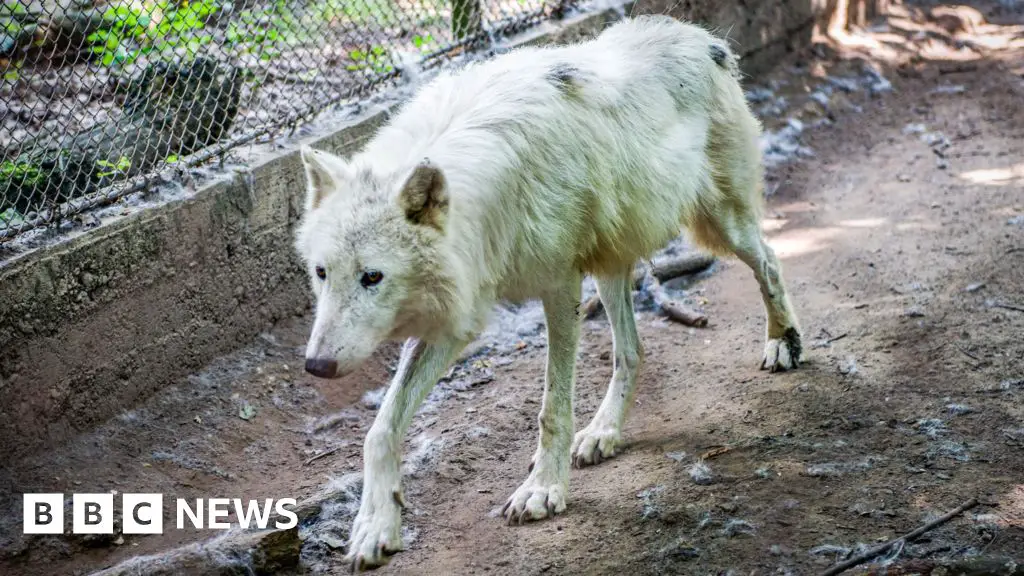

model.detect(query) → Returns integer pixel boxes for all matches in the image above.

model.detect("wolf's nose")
[305,358,339,379]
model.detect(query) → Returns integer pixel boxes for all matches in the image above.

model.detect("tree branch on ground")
[581,253,714,327]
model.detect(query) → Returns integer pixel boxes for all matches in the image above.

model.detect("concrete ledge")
[0,0,817,459]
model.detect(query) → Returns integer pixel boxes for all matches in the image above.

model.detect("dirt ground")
[1,1,1023,575]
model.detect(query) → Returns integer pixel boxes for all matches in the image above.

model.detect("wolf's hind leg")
[712,209,802,371]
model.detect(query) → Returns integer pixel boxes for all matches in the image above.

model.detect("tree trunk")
[451,0,483,41]
[816,0,894,37]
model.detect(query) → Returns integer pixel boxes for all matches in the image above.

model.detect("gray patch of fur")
[665,451,688,462]
[720,518,756,537]
[689,460,713,485]
[637,485,666,519]
[946,403,973,415]
[915,418,948,437]
[925,440,971,462]
[546,63,581,96]
[709,44,729,68]
[805,457,881,477]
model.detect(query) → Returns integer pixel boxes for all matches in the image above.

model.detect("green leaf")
[238,401,256,421]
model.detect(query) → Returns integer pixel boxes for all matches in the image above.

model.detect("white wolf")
[295,15,801,570]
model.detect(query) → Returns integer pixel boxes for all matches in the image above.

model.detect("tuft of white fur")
[689,460,714,485]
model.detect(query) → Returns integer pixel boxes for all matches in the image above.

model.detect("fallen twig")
[993,302,1024,313]
[304,446,342,466]
[819,498,980,576]
[954,344,981,362]
[642,266,709,328]
[659,298,709,327]
[813,332,849,349]
[648,253,716,283]
[700,446,732,460]
[581,252,715,320]
[865,557,1024,575]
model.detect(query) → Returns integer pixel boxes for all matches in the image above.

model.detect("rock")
[250,527,301,575]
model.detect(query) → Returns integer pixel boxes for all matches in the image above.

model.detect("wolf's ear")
[398,159,448,230]
[300,146,347,212]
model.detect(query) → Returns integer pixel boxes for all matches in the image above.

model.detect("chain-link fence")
[0,0,574,240]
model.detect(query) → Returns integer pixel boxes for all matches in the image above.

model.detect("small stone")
[252,527,302,573]
[903,307,925,318]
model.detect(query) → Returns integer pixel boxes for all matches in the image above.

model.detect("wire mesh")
[0,0,573,239]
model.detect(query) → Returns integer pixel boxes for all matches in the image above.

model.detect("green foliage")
[347,45,391,74]
[3,59,21,81]
[95,156,132,178]
[86,0,219,67]
[88,4,151,66]
[224,0,313,61]
[412,33,434,52]
[152,0,217,59]
[81,0,412,68]
[1,1,30,17]
[0,160,44,186]
[326,0,398,27]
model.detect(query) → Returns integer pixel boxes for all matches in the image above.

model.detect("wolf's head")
[294,146,452,379]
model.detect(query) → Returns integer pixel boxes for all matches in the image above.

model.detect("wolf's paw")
[572,423,621,467]
[761,327,802,372]
[502,472,567,524]
[345,490,404,572]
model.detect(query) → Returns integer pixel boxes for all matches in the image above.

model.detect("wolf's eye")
[360,270,383,288]
[315,266,326,280]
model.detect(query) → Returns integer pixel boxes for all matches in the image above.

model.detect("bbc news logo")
[24,494,298,534]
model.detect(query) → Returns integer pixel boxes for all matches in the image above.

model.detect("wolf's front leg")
[503,274,581,523]
[347,337,464,571]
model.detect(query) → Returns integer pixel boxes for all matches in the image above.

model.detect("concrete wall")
[0,0,819,460]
